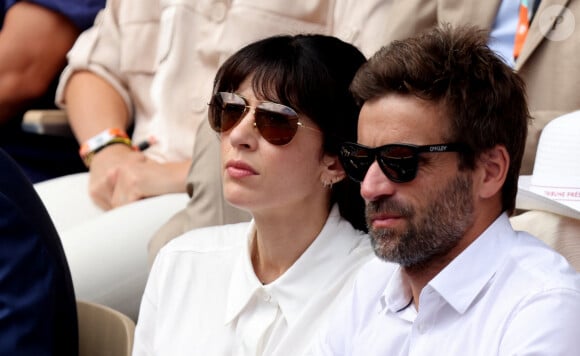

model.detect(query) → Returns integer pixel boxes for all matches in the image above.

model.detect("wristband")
[79,128,132,167]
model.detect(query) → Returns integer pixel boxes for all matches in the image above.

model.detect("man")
[312,25,580,355]
[0,148,78,355]
[377,0,580,265]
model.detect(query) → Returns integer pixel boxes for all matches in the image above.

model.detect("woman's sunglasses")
[339,141,466,183]
[208,92,316,146]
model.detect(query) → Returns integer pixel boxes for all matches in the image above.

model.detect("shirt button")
[263,293,271,302]
[191,97,207,113]
[210,2,227,23]
[417,323,425,333]
[341,27,356,42]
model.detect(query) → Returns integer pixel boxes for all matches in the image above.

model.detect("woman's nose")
[227,107,258,148]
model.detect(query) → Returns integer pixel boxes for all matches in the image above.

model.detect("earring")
[322,177,338,189]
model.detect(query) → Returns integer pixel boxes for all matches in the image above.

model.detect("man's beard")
[366,173,475,268]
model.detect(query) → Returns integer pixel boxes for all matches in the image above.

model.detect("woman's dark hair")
[350,25,530,215]
[213,34,368,231]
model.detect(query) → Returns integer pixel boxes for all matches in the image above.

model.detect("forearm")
[0,2,79,123]
[159,160,192,194]
[63,70,131,143]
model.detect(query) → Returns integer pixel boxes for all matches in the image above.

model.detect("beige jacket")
[379,0,580,175]
[57,0,393,263]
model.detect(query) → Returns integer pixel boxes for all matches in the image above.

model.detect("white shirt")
[133,205,373,356]
[312,213,580,355]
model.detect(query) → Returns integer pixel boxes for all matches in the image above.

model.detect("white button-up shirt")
[312,213,580,355]
[133,205,373,356]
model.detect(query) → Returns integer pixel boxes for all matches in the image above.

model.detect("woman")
[132,34,371,356]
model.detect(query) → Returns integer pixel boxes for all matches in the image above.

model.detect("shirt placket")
[235,288,280,356]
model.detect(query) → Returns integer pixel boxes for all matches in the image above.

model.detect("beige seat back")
[77,300,136,356]
[510,210,580,271]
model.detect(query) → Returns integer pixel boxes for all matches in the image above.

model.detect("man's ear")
[476,145,509,199]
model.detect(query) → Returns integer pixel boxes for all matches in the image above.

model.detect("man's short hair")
[351,24,530,214]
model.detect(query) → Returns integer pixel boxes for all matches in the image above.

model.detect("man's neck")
[402,250,457,310]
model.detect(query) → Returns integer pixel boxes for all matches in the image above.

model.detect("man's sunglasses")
[339,141,466,183]
[208,92,317,145]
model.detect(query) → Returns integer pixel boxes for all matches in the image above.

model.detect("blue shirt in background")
[2,0,104,31]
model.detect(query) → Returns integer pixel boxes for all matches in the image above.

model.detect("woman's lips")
[225,160,258,179]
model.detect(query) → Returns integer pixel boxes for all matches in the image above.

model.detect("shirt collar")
[224,205,365,327]
[381,213,516,315]
[381,266,413,314]
[428,213,515,314]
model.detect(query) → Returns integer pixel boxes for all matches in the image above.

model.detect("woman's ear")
[476,145,509,199]
[321,154,346,187]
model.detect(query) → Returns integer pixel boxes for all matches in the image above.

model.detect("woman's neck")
[250,202,330,284]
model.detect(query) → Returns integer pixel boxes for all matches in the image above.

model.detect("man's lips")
[369,213,404,228]
[225,160,258,178]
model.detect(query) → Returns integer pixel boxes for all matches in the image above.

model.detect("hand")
[88,144,191,210]
[88,144,142,210]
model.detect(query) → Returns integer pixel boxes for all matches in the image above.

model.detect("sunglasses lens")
[209,93,302,145]
[339,143,375,182]
[339,143,421,183]
[254,103,299,145]
[209,92,247,132]
[220,104,246,131]
[378,145,418,183]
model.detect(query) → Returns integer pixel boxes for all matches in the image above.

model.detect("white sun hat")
[516,110,580,220]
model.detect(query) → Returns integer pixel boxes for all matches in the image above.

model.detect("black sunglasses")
[208,92,317,145]
[339,141,466,183]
